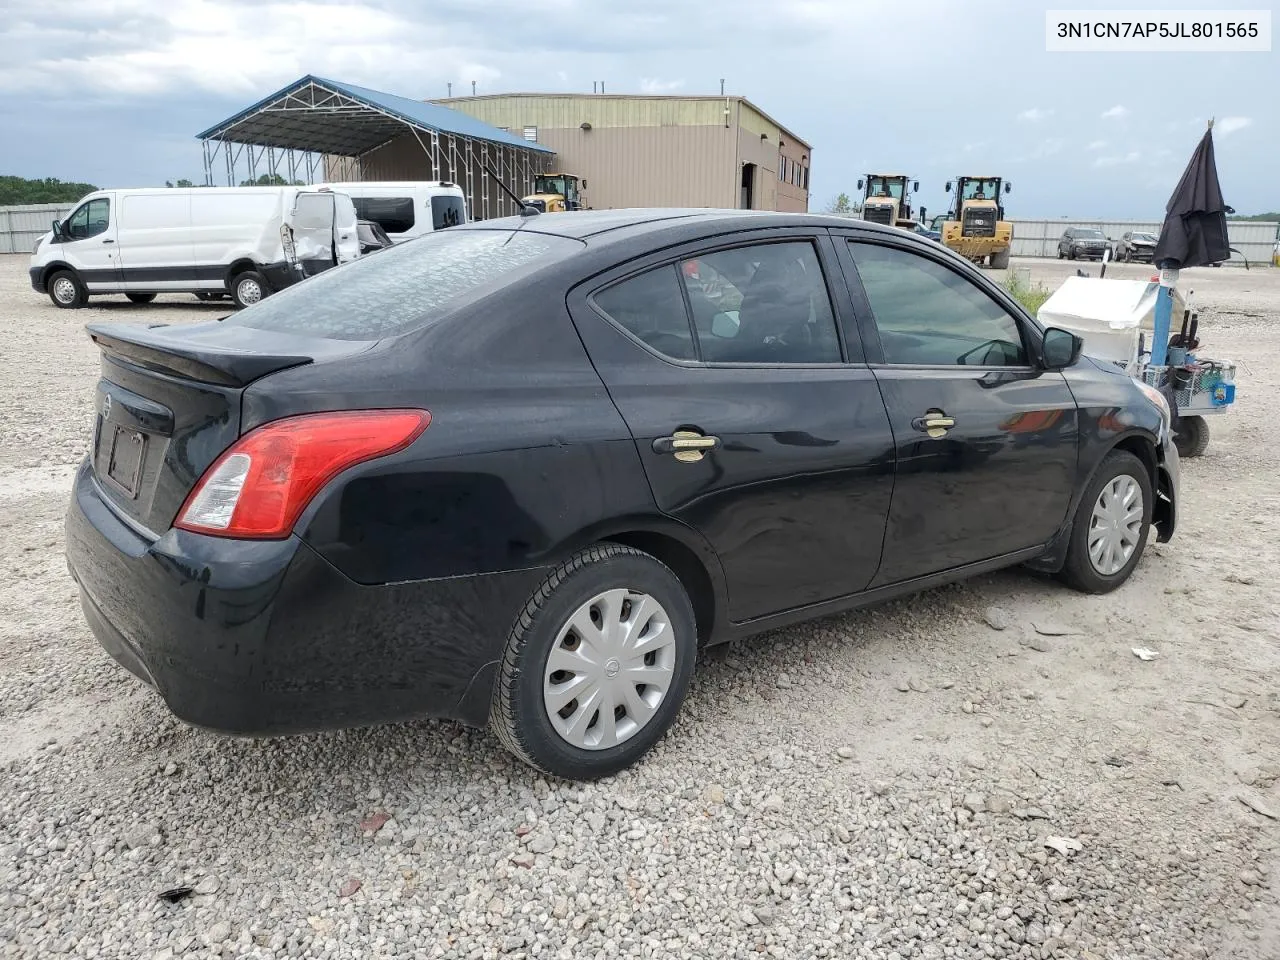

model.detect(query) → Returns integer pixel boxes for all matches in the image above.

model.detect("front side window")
[680,241,841,364]
[849,242,1027,367]
[351,197,415,234]
[66,198,110,240]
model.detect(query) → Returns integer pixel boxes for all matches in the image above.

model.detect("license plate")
[105,426,146,498]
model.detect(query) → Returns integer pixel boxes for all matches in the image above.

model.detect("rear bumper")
[65,460,544,734]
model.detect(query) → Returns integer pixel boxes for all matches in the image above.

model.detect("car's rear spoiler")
[87,322,315,388]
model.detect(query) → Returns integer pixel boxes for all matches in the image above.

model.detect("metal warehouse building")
[197,78,812,217]
[365,92,813,213]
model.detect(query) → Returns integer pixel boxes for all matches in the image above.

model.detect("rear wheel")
[231,271,267,309]
[1057,246,1065,260]
[491,544,697,780]
[47,270,87,309]
[1174,415,1209,458]
[126,293,157,304]
[1058,450,1153,594]
[990,248,1011,269]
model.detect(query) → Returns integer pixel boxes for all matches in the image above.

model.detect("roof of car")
[457,208,907,241]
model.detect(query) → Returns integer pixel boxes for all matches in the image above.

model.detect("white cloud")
[1101,104,1129,120]
[1217,116,1253,136]
[639,77,686,94]
[1094,151,1142,168]
[1087,140,1108,151]
[1017,107,1052,122]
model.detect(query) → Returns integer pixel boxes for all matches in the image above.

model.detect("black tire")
[125,293,157,304]
[194,291,225,302]
[990,248,1011,269]
[1174,415,1209,458]
[1057,247,1065,260]
[231,271,268,309]
[1058,450,1154,594]
[1124,249,1132,263]
[491,544,697,780]
[47,269,87,309]
[1068,247,1077,260]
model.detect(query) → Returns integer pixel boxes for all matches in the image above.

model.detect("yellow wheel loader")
[940,176,1013,268]
[857,174,923,230]
[521,173,588,213]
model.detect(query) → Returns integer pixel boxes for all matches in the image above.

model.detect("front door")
[569,230,895,623]
[838,236,1079,586]
[60,195,122,292]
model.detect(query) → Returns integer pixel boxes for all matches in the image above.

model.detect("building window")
[801,165,809,190]
[522,125,538,142]
[778,156,786,182]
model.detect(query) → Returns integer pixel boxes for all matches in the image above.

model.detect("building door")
[740,163,756,209]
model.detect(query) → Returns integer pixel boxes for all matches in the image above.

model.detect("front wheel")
[1068,247,1078,260]
[231,271,267,309]
[491,544,697,780]
[47,270,87,309]
[1058,451,1154,594]
[1174,415,1209,458]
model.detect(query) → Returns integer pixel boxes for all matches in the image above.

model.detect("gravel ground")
[1,255,1277,960]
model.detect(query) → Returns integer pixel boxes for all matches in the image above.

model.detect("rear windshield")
[431,195,466,229]
[223,229,582,341]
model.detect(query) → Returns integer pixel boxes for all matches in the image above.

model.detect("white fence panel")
[1010,218,1278,266]
[0,203,75,255]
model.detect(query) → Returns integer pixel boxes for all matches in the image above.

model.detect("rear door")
[61,194,122,291]
[288,192,338,277]
[835,233,1079,585]
[332,193,360,263]
[568,228,895,623]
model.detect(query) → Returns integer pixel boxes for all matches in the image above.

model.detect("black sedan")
[66,210,1180,780]
[1116,230,1158,263]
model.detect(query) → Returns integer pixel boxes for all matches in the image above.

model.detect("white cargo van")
[29,186,360,309]
[319,181,467,242]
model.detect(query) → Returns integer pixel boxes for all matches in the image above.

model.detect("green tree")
[239,173,306,187]
[0,175,98,205]
[825,192,859,217]
[1227,211,1280,221]
[165,179,196,188]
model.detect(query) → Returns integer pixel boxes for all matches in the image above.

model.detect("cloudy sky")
[0,0,1273,217]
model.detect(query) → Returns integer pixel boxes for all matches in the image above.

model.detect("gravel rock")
[984,606,1014,630]
[0,257,1275,960]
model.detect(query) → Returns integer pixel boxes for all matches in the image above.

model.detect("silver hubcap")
[1088,475,1144,576]
[543,588,677,750]
[237,278,262,304]
[53,277,76,303]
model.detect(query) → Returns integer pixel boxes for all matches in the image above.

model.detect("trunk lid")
[85,320,369,536]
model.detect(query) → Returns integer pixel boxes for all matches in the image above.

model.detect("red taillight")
[174,409,430,539]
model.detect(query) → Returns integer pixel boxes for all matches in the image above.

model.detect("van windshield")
[223,229,583,341]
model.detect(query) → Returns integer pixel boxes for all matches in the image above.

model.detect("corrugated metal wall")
[434,95,732,131]
[536,125,738,209]
[0,203,74,254]
[1010,218,1278,266]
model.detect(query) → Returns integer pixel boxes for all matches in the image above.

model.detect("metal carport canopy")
[195,75,556,158]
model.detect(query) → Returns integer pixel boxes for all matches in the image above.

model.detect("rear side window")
[431,195,466,229]
[224,229,582,340]
[351,197,414,234]
[591,240,842,364]
[593,267,695,360]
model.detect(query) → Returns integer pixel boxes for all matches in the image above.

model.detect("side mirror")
[51,219,61,235]
[1005,182,1012,194]
[856,179,864,190]
[945,181,952,193]
[1041,327,1083,370]
[912,181,919,192]
[710,311,740,339]
[581,180,587,188]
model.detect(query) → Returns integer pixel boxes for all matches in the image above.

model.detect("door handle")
[101,239,115,244]
[652,430,721,462]
[911,410,956,439]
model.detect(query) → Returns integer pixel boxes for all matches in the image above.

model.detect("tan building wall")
[421,93,811,213]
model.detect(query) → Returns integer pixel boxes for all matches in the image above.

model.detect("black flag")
[1152,124,1231,269]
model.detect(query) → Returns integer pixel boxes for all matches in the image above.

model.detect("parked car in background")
[357,219,395,255]
[65,209,1179,780]
[1116,231,1158,263]
[913,221,942,242]
[30,186,360,310]
[320,181,467,242]
[1057,227,1110,261]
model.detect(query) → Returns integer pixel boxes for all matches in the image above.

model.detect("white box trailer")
[29,186,360,309]
[319,181,467,242]
[1036,276,1186,366]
